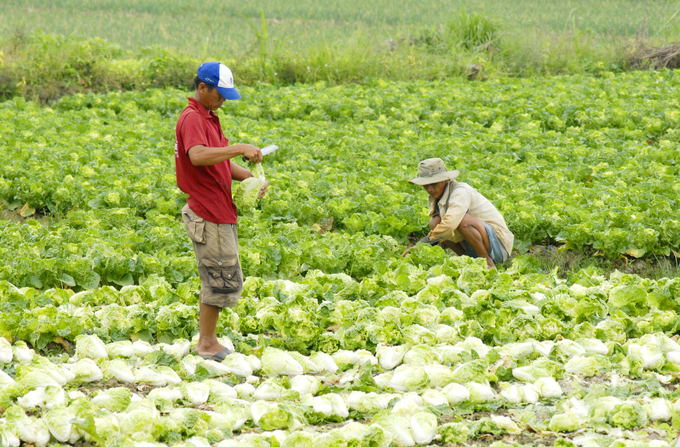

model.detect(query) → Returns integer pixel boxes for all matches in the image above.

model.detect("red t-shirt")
[175,97,238,224]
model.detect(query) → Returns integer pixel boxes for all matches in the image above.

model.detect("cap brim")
[408,170,459,185]
[217,86,241,100]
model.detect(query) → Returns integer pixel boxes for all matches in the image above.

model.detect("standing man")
[402,158,513,269]
[175,62,267,361]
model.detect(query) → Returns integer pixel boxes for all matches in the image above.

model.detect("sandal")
[198,347,232,361]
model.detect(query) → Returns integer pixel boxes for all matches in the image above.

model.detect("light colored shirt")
[428,181,514,255]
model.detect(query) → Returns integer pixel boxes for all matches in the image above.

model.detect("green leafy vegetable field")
[1,70,680,447]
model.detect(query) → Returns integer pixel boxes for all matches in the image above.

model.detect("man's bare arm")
[188,144,262,166]
[428,190,470,243]
[230,161,254,181]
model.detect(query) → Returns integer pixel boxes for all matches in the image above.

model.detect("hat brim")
[217,86,241,100]
[408,170,459,185]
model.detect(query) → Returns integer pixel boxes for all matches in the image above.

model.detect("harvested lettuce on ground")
[389,365,429,392]
[5,406,50,446]
[251,401,299,430]
[376,344,408,370]
[222,352,254,377]
[410,412,438,444]
[466,382,497,403]
[181,381,211,405]
[644,397,672,421]
[313,430,348,447]
[18,368,61,389]
[281,431,314,447]
[306,393,349,418]
[0,427,20,447]
[564,355,610,377]
[534,377,563,398]
[468,416,521,437]
[261,347,304,376]
[0,337,13,363]
[205,380,238,403]
[345,391,396,413]
[12,341,34,364]
[105,341,135,359]
[212,400,251,431]
[441,383,470,404]
[289,375,320,397]
[71,358,104,382]
[92,387,132,412]
[253,380,300,401]
[309,352,338,374]
[550,411,586,432]
[391,398,421,417]
[134,367,167,386]
[608,401,648,429]
[403,345,441,366]
[371,411,415,446]
[420,389,448,407]
[288,351,320,374]
[438,422,469,444]
[17,387,45,410]
[44,404,75,443]
[75,334,108,360]
[118,399,162,441]
[100,359,136,383]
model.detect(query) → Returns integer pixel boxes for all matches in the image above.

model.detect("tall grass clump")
[239,33,467,85]
[489,27,629,77]
[446,8,500,50]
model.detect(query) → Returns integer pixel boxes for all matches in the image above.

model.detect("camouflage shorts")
[181,204,243,308]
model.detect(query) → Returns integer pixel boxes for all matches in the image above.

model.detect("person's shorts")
[462,222,509,264]
[182,204,243,308]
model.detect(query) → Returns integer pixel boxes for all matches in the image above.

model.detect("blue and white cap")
[196,62,241,100]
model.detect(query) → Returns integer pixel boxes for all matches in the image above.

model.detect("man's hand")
[258,179,269,199]
[401,247,412,257]
[241,145,263,163]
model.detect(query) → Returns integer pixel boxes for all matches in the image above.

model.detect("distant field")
[2,0,680,101]
[3,0,679,54]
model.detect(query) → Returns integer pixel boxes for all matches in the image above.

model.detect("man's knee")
[459,213,483,232]
[429,215,441,230]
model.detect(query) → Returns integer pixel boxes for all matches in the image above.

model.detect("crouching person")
[403,158,514,269]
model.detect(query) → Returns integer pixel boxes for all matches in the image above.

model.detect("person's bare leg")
[196,292,227,356]
[428,215,466,255]
[441,240,466,256]
[430,215,467,255]
[457,214,495,269]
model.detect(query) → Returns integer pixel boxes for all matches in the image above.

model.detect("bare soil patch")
[525,244,680,280]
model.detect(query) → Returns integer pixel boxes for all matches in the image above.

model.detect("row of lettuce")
[2,251,680,354]
[1,290,679,445]
[0,210,401,291]
[2,71,680,260]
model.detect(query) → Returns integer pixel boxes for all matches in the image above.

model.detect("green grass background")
[2,0,680,102]
[3,0,680,53]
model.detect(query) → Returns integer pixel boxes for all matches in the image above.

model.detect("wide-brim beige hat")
[408,158,459,185]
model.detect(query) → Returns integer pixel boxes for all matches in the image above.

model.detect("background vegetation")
[1,0,680,102]
[4,0,680,51]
